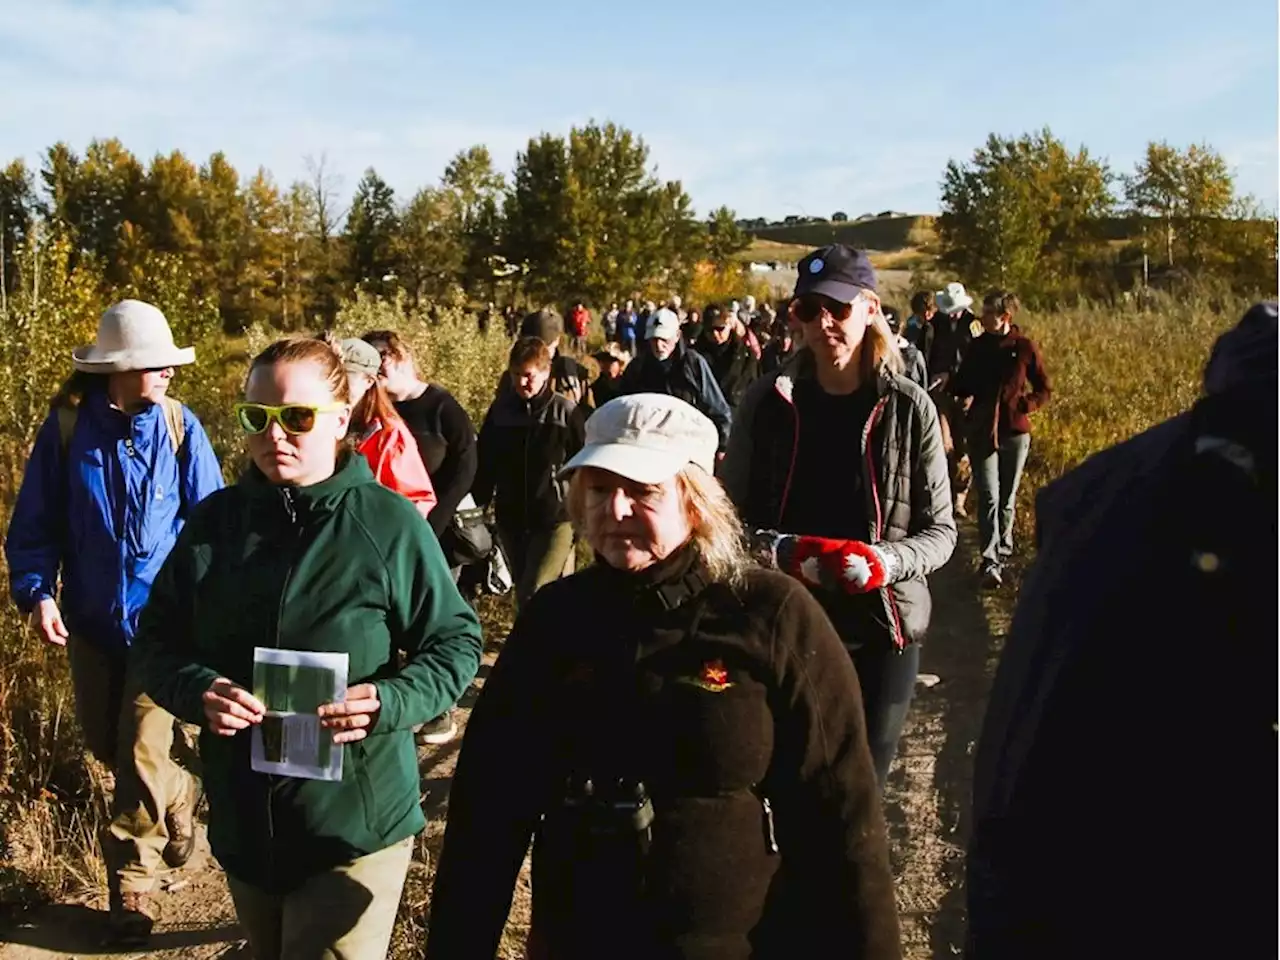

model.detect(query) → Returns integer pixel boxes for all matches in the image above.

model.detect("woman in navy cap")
[722,243,956,790]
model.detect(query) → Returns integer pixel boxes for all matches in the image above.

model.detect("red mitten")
[775,535,898,595]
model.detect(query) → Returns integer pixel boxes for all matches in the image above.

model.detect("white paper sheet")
[250,647,349,781]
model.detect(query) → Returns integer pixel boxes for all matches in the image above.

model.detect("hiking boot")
[415,708,458,746]
[162,775,201,869]
[108,890,156,947]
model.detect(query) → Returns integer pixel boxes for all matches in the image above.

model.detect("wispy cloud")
[0,0,1273,216]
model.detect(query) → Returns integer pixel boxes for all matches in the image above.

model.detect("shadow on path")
[884,520,1007,959]
[1,904,241,957]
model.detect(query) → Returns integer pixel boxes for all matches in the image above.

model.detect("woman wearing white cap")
[5,299,224,945]
[429,393,901,960]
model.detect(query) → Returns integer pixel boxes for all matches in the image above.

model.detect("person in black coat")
[429,394,901,960]
[695,304,759,409]
[965,302,1277,960]
[473,337,586,609]
[618,308,733,451]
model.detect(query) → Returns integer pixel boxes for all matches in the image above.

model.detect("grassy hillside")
[752,216,936,252]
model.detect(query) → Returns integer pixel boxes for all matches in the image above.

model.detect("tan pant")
[226,837,414,960]
[67,636,196,895]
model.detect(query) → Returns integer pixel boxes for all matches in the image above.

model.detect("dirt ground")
[0,522,1008,960]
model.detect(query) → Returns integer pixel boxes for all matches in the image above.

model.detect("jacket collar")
[772,348,898,406]
[239,450,377,508]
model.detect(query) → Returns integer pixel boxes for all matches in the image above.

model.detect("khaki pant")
[499,521,576,611]
[67,636,196,895]
[226,837,414,960]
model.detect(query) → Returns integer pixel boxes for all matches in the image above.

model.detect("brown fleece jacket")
[427,545,901,960]
[950,324,1051,452]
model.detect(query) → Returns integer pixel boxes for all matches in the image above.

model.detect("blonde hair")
[789,291,904,380]
[566,463,751,588]
[249,334,350,403]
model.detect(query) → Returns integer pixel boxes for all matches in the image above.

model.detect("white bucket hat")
[72,300,196,373]
[935,282,974,314]
[560,393,718,485]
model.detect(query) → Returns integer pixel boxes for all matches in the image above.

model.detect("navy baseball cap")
[794,244,878,302]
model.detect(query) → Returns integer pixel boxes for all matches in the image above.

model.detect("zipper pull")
[280,488,297,525]
[761,795,779,854]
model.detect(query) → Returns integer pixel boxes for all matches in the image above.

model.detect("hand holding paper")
[318,683,382,744]
[204,677,266,736]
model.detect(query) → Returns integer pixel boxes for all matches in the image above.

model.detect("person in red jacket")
[569,302,591,353]
[949,291,1051,588]
[340,338,437,520]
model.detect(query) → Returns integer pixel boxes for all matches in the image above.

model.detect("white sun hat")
[72,300,196,373]
[935,282,974,314]
[560,393,718,484]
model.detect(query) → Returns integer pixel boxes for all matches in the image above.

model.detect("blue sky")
[0,0,1275,219]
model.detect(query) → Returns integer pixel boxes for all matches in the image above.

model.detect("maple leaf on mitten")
[776,535,897,594]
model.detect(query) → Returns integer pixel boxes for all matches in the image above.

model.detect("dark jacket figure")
[588,351,626,409]
[618,340,732,450]
[950,323,1051,454]
[695,329,759,409]
[925,310,975,386]
[427,546,902,960]
[132,453,483,893]
[965,303,1277,960]
[391,384,477,540]
[759,332,797,375]
[723,352,956,652]
[473,383,586,536]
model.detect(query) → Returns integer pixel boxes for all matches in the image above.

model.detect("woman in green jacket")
[132,335,483,960]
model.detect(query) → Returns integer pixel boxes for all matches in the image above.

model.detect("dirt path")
[1,522,1007,960]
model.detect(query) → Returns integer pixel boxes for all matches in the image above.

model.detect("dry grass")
[735,239,812,264]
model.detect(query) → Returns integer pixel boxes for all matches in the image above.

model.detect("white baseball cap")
[645,307,681,341]
[560,393,718,484]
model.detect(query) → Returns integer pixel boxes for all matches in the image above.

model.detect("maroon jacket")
[950,325,1051,450]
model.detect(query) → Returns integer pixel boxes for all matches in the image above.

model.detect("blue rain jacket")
[5,388,224,651]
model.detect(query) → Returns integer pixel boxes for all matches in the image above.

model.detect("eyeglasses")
[792,294,856,324]
[234,402,346,436]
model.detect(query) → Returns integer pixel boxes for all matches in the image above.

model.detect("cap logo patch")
[809,258,825,274]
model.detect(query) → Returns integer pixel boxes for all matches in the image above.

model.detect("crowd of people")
[5,243,1273,959]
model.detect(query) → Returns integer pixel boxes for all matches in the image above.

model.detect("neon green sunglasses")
[234,402,346,436]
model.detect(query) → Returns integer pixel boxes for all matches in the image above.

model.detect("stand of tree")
[0,122,751,333]
[937,130,1277,303]
[1,123,1272,330]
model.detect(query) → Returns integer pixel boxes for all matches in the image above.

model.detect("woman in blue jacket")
[4,300,224,946]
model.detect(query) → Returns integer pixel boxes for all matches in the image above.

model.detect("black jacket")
[427,545,901,960]
[618,341,733,450]
[925,311,975,383]
[760,337,797,375]
[393,384,477,538]
[473,384,585,534]
[965,303,1277,959]
[696,332,759,409]
[722,352,956,650]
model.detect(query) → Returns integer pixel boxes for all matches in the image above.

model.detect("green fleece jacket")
[131,453,482,893]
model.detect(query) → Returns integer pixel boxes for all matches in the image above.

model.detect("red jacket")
[356,417,437,519]
[570,306,590,338]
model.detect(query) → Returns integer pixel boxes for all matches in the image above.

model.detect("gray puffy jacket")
[721,351,956,647]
